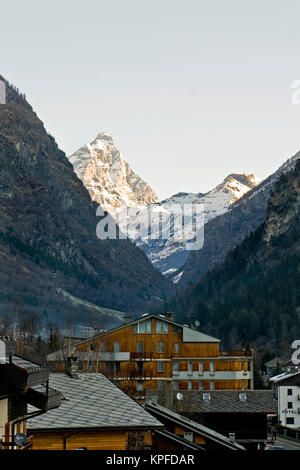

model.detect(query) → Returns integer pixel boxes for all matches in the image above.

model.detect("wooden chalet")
[27,365,164,450]
[0,340,62,450]
[144,402,245,451]
[54,314,253,400]
[146,388,276,450]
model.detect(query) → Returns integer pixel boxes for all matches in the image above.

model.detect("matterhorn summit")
[69,132,158,213]
[69,132,261,278]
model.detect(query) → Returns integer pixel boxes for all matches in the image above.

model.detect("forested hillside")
[167,159,300,352]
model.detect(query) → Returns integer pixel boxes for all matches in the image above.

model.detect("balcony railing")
[131,352,165,360]
[106,369,154,380]
[129,370,154,379]
[220,350,253,357]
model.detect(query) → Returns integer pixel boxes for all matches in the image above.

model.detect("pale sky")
[1,0,300,199]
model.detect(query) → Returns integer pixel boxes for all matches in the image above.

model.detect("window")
[188,380,192,390]
[173,381,179,391]
[210,380,215,390]
[158,342,164,353]
[210,361,215,373]
[100,341,107,352]
[198,380,203,390]
[198,362,203,375]
[157,361,164,373]
[114,342,121,353]
[174,342,179,353]
[188,361,193,374]
[89,342,94,351]
[132,319,152,334]
[288,402,293,409]
[286,417,294,425]
[172,325,181,334]
[184,432,193,442]
[203,393,210,401]
[137,342,144,353]
[157,380,163,390]
[137,362,143,375]
[156,319,169,333]
[137,381,143,391]
[173,360,179,372]
[288,389,293,396]
[115,362,120,373]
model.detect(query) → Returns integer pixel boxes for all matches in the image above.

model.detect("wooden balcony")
[220,350,253,357]
[131,352,164,361]
[107,369,154,380]
[129,370,154,379]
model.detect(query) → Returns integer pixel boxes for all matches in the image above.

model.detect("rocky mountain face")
[173,153,300,286]
[0,76,172,326]
[167,158,300,351]
[69,132,158,213]
[129,173,259,277]
[70,134,259,277]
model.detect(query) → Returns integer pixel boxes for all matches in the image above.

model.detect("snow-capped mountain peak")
[121,173,260,277]
[69,132,260,278]
[68,132,158,212]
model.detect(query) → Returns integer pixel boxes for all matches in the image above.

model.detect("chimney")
[162,312,174,321]
[66,356,79,379]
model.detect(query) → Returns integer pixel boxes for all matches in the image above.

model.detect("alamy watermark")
[291,340,300,365]
[0,80,6,105]
[96,204,205,251]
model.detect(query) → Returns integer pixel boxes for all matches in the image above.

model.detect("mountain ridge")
[0,76,172,325]
[172,152,300,286]
[167,158,300,352]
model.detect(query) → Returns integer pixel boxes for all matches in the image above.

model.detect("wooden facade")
[72,315,253,399]
[31,429,153,451]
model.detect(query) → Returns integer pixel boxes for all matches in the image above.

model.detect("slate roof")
[27,373,163,431]
[145,403,245,450]
[269,370,300,384]
[264,357,286,367]
[147,390,276,414]
[12,355,47,373]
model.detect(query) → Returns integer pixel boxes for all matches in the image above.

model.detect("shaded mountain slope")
[0,76,172,324]
[167,159,300,351]
[174,153,299,286]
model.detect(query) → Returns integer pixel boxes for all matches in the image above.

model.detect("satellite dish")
[14,433,27,448]
[194,320,200,327]
[176,392,183,401]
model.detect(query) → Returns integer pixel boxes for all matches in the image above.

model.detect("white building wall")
[277,385,300,429]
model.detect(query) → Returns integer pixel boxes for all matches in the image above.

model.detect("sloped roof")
[27,373,163,431]
[264,357,286,367]
[182,326,220,343]
[74,314,220,346]
[145,402,245,450]
[171,390,276,414]
[269,370,300,384]
[146,390,276,414]
[12,355,47,373]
